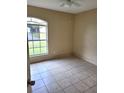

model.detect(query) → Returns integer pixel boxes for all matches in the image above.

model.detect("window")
[27,17,48,57]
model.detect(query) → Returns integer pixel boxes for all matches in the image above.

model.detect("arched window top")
[27,17,47,26]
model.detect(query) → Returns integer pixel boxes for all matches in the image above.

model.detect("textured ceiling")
[27,0,97,14]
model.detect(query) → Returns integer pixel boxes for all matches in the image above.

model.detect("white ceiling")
[27,0,97,14]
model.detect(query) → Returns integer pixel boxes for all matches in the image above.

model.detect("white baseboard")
[73,53,97,65]
[30,53,72,64]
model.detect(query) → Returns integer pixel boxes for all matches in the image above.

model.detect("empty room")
[27,0,97,93]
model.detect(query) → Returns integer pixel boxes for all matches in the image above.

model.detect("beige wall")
[27,6,97,65]
[73,9,97,65]
[27,6,74,63]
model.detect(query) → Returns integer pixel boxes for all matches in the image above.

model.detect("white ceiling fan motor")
[60,0,81,8]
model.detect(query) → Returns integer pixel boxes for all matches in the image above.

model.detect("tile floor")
[30,57,97,93]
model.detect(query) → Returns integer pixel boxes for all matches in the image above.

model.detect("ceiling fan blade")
[60,3,64,7]
[59,0,81,7]
[72,1,81,7]
[60,0,72,7]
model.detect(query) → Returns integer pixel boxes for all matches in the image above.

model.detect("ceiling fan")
[60,0,81,8]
